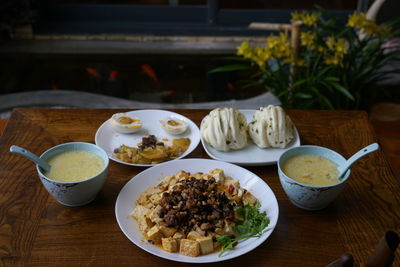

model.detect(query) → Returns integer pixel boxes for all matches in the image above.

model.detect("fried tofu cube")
[131,205,153,232]
[160,226,177,238]
[224,220,235,235]
[176,170,189,179]
[162,238,178,252]
[187,231,201,240]
[210,169,225,184]
[242,191,257,206]
[179,239,200,257]
[173,231,185,246]
[149,205,162,223]
[149,193,162,204]
[196,236,213,255]
[191,172,203,179]
[130,205,150,220]
[146,225,162,243]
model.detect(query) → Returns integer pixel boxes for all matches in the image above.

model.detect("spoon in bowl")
[10,145,51,172]
[338,143,379,179]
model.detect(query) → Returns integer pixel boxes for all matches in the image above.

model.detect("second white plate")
[95,109,200,167]
[201,109,300,166]
[115,158,279,263]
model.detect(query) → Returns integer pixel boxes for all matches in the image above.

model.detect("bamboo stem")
[248,22,292,31]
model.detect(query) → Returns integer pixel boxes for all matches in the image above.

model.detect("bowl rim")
[277,145,350,189]
[36,142,109,184]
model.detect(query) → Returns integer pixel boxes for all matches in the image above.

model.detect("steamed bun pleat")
[200,108,247,152]
[248,105,294,148]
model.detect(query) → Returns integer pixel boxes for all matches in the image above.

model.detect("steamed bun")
[248,105,294,148]
[200,108,248,152]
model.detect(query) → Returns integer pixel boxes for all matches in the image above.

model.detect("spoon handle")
[10,145,51,172]
[339,143,379,176]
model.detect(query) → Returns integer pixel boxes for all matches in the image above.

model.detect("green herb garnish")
[216,202,270,256]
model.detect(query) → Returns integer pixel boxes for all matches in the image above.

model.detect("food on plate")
[45,150,105,182]
[114,135,190,164]
[160,117,188,135]
[130,169,269,257]
[110,113,142,134]
[282,154,340,186]
[248,105,294,149]
[200,108,248,152]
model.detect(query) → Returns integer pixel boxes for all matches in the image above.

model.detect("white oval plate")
[95,110,200,167]
[115,158,279,263]
[201,109,301,166]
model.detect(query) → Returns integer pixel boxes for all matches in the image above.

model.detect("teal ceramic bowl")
[36,142,109,207]
[277,145,350,210]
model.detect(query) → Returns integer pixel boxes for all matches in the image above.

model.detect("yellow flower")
[347,12,366,28]
[326,36,336,50]
[324,36,348,66]
[300,31,317,47]
[237,41,251,57]
[347,12,391,36]
[324,55,341,65]
[266,33,292,59]
[335,39,347,54]
[325,36,347,55]
[291,11,319,26]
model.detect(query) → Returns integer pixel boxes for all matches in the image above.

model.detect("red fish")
[140,64,158,82]
[86,67,102,79]
[227,82,236,92]
[52,84,60,90]
[109,70,118,81]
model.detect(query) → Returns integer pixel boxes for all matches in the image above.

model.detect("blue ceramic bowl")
[36,142,109,207]
[277,145,350,210]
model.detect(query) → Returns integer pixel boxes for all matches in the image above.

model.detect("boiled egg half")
[159,117,187,135]
[110,113,142,134]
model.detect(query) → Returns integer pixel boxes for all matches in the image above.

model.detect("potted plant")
[211,9,400,110]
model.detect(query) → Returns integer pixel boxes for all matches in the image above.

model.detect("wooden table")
[0,108,399,266]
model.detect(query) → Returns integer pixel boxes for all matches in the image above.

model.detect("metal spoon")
[338,143,379,179]
[10,145,51,172]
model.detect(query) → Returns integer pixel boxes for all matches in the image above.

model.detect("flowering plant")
[212,10,400,109]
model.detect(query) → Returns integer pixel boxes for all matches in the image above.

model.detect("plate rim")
[200,109,301,166]
[115,158,279,263]
[95,109,200,167]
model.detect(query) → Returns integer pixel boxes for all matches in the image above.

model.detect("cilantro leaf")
[216,202,270,256]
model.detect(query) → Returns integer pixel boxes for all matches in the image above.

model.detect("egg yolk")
[118,117,137,124]
[167,120,180,126]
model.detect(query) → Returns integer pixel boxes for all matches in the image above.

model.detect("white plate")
[201,109,301,166]
[95,110,200,167]
[115,158,279,263]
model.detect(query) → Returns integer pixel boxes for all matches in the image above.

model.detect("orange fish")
[52,84,60,90]
[166,89,175,95]
[86,67,102,78]
[140,64,158,82]
[227,82,236,92]
[109,70,118,80]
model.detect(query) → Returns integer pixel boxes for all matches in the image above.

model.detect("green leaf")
[208,64,250,73]
[292,79,308,88]
[217,203,269,256]
[295,93,313,99]
[332,83,355,101]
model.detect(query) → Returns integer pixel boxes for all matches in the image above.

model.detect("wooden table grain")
[0,108,399,266]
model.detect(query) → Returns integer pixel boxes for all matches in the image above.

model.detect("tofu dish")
[130,169,266,257]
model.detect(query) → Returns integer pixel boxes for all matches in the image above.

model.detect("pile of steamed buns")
[200,105,294,152]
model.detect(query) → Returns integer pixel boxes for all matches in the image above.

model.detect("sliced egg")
[110,113,142,134]
[159,117,187,135]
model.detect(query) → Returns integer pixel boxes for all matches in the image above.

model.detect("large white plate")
[201,109,301,166]
[115,158,279,263]
[95,110,200,167]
